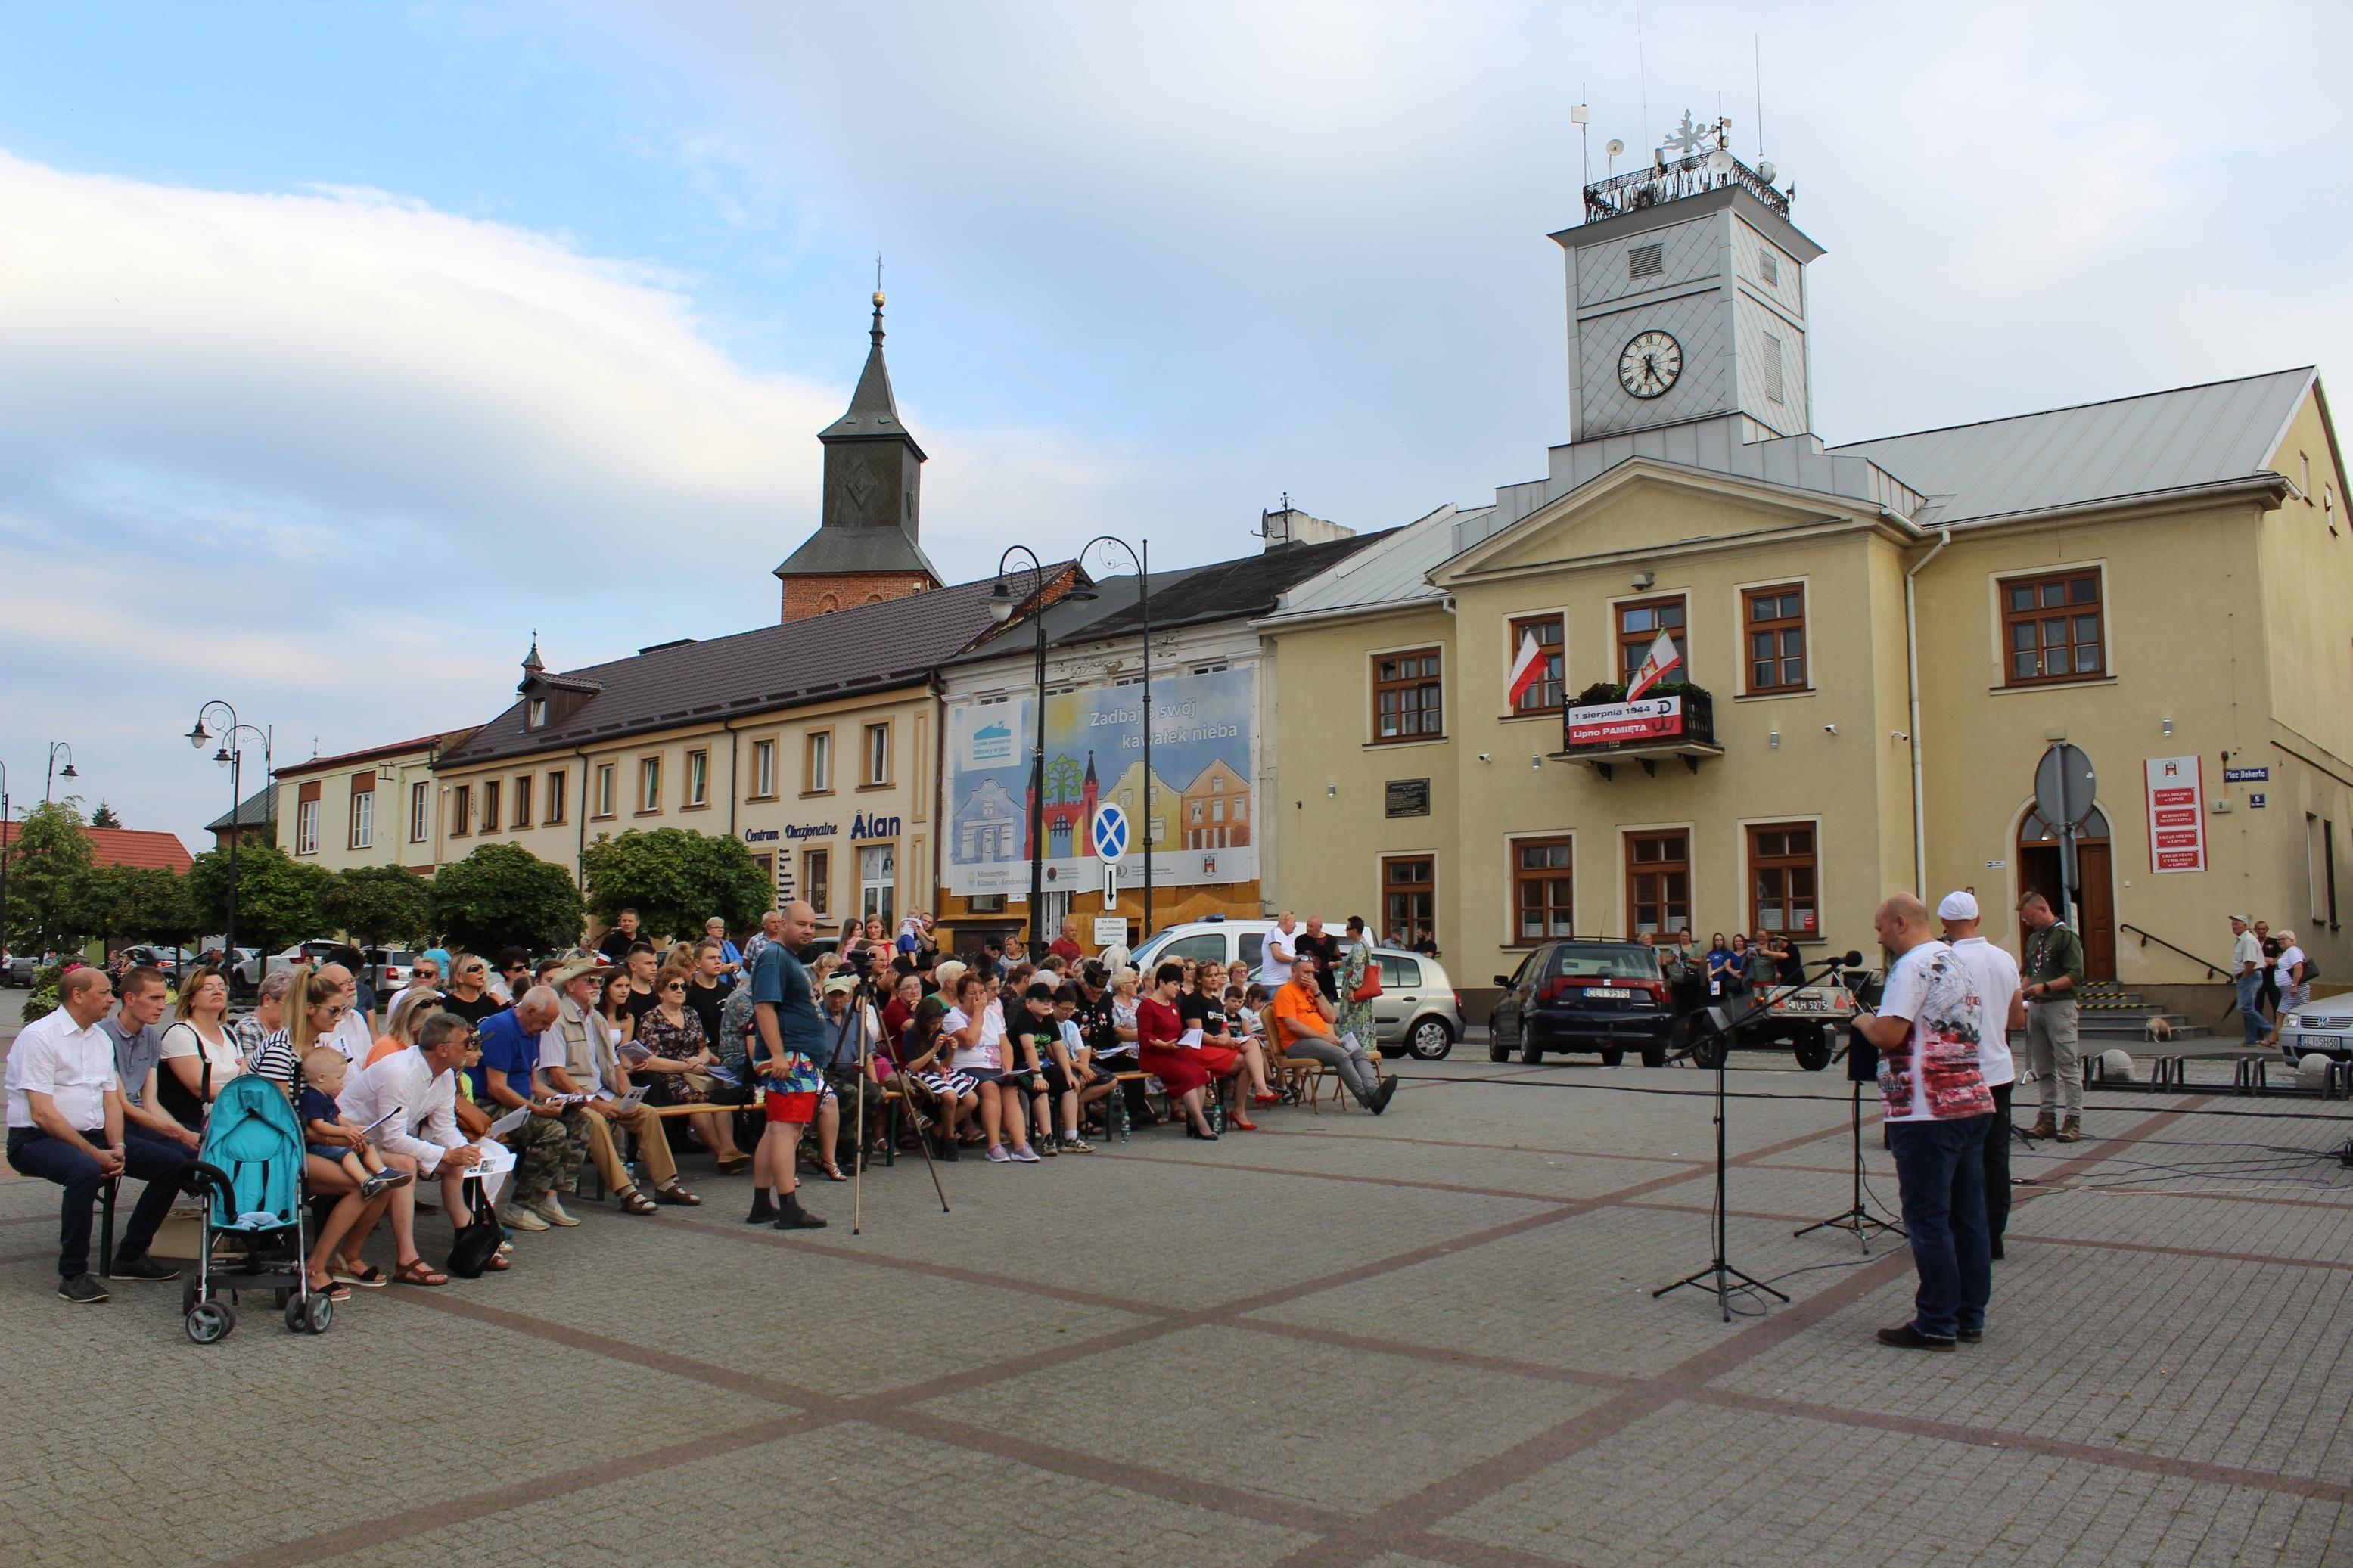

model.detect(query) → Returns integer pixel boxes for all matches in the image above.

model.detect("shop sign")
[2144,755,2207,874]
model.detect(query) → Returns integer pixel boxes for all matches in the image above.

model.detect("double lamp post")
[187,700,268,967]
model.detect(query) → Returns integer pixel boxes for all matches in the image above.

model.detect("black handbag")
[444,1173,502,1278]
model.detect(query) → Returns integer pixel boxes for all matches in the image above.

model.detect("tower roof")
[817,292,927,458]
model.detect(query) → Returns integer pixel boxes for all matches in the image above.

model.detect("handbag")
[1350,958,1384,1004]
[444,1174,502,1278]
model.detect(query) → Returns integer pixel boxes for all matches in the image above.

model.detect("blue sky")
[3,1,2349,849]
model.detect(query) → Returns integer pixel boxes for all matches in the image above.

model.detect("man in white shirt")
[2230,915,2266,1044]
[536,960,692,1213]
[340,1012,486,1284]
[1257,914,1300,989]
[4,968,187,1302]
[1851,893,1996,1352]
[1939,891,2025,1261]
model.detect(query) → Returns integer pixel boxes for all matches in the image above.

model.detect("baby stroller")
[176,1072,331,1343]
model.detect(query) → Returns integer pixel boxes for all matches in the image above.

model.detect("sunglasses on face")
[662,983,685,994]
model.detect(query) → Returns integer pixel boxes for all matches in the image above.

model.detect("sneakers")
[499,1203,551,1233]
[2056,1116,2082,1144]
[58,1273,110,1305]
[359,1167,414,1199]
[1035,1138,1058,1157]
[1876,1324,1957,1352]
[1059,1135,1094,1153]
[530,1195,581,1228]
[985,1144,1012,1163]
[1009,1144,1041,1163]
[1369,1077,1400,1115]
[105,1253,182,1282]
[2028,1113,2058,1140]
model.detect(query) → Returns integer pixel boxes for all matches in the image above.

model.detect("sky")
[2,0,2348,850]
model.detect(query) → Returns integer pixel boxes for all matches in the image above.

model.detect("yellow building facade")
[276,733,469,876]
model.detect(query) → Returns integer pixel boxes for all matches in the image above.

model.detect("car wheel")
[1599,1048,1624,1067]
[1689,1035,1727,1072]
[1793,1029,1833,1073]
[1519,1041,1545,1066]
[1407,1017,1455,1061]
[1487,1036,1511,1063]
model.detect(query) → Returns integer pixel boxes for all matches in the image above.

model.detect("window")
[1748,823,1818,936]
[545,770,566,826]
[1742,585,1807,694]
[804,849,831,917]
[637,757,661,812]
[593,763,615,819]
[2000,570,2104,685]
[859,843,895,924]
[409,781,429,843]
[685,748,710,807]
[1509,613,1565,714]
[1762,334,1785,403]
[527,698,548,730]
[1626,830,1690,937]
[1373,955,1424,988]
[2317,815,2341,929]
[863,722,891,787]
[294,786,321,855]
[1760,252,1780,287]
[751,738,777,799]
[449,784,471,837]
[1383,855,1435,949]
[1617,597,1687,687]
[2332,820,2342,930]
[806,730,834,793]
[1512,839,1573,944]
[1628,242,1663,280]
[348,790,372,852]
[1191,660,1229,675]
[511,773,533,829]
[1372,648,1444,741]
[480,779,501,834]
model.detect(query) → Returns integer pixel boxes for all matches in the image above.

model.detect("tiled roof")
[1833,368,2314,528]
[1264,505,1490,621]
[436,570,1069,770]
[2,821,194,873]
[207,783,278,834]
[275,729,477,778]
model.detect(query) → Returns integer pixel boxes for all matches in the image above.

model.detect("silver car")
[1130,917,1467,1059]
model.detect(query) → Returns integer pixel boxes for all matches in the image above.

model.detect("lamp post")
[42,741,77,804]
[1080,534,1155,940]
[986,551,1099,955]
[188,702,269,965]
[0,760,11,967]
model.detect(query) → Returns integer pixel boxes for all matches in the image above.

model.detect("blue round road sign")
[1090,803,1129,863]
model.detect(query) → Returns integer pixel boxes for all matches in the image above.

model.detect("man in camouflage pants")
[473,988,592,1232]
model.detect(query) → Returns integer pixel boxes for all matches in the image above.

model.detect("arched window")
[2020,804,2109,842]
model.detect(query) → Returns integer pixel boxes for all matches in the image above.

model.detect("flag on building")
[1625,629,1683,699]
[1506,632,1548,707]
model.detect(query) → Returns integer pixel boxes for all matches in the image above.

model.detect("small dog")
[2143,1014,2174,1042]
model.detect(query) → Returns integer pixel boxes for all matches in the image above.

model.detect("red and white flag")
[1625,629,1682,699]
[1506,632,1548,707]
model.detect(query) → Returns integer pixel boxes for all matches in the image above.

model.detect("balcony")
[1556,682,1722,778]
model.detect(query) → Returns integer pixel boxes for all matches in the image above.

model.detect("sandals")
[655,1183,701,1206]
[618,1188,661,1216]
[819,1163,850,1182]
[305,1274,354,1302]
[482,1253,511,1272]
[331,1261,388,1288]
[393,1259,448,1287]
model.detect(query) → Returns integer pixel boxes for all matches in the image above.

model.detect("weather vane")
[1662,107,1731,157]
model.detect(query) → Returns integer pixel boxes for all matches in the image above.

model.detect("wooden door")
[2075,842,2115,980]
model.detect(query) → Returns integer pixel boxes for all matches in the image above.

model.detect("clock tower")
[1557,114,1823,444]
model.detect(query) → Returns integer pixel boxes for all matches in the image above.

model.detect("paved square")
[3,1054,2347,1566]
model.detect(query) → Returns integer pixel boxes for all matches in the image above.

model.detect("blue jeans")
[2236,972,2265,1042]
[1888,1113,1994,1340]
[5,1126,188,1278]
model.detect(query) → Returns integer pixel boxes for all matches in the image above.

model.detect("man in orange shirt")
[1269,958,1395,1113]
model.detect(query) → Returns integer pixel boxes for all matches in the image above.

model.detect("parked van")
[1129,917,1466,1059]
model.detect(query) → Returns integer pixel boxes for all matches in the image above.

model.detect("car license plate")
[1588,986,1631,1000]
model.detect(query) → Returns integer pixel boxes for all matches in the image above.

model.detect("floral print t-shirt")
[1873,940,1994,1123]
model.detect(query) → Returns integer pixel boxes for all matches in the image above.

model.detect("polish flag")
[1625,630,1683,699]
[1506,632,1548,706]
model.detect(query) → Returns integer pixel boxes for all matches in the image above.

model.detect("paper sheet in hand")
[616,1085,651,1110]
[467,1138,517,1176]
[485,1104,531,1140]
[1178,1027,1204,1048]
[359,1106,403,1137]
[702,1063,739,1086]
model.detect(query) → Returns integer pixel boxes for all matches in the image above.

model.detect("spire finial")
[522,632,545,674]
[871,255,886,348]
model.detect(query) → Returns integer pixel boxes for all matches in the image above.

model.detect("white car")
[1128,916,1467,1060]
[2274,998,2353,1063]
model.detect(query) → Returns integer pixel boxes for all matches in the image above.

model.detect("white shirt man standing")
[1257,914,1299,989]
[2230,914,2265,1045]
[1939,891,2025,1261]
[1851,893,1996,1352]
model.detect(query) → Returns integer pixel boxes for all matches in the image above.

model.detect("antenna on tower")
[1754,36,1766,160]
[1572,87,1591,188]
[1636,0,1649,151]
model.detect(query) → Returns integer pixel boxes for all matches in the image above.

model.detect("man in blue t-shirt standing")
[747,899,828,1230]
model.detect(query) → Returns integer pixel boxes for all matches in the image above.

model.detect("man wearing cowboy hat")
[535,958,697,1214]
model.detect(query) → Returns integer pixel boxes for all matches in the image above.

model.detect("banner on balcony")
[1566,696,1684,747]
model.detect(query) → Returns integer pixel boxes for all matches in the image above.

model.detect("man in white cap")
[1939,891,2024,1259]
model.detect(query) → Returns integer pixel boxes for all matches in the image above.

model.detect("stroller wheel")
[273,1287,291,1310]
[303,1295,334,1334]
[185,1300,235,1345]
[181,1279,200,1316]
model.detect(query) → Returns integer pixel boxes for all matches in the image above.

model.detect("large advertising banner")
[2145,754,2208,873]
[946,666,1257,896]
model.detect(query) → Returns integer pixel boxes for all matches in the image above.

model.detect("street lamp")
[987,551,1099,955]
[188,701,269,970]
[43,741,77,803]
[0,759,11,966]
[1079,534,1155,940]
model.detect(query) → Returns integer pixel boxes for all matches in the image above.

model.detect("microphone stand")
[823,964,950,1232]
[1655,951,1862,1321]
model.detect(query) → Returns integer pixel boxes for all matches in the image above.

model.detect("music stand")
[1653,999,1789,1321]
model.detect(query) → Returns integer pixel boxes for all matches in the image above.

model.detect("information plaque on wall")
[1385,779,1431,818]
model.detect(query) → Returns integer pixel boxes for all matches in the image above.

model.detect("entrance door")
[2018,807,2115,981]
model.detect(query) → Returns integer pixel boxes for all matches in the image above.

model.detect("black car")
[1488,940,1674,1067]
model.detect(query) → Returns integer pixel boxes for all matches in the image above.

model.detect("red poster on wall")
[2144,755,2207,874]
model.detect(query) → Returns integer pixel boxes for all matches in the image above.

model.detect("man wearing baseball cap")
[1939,892,2025,1259]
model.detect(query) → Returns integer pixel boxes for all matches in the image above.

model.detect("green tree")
[187,841,333,955]
[69,865,197,953]
[580,827,769,945]
[317,865,434,949]
[89,800,123,828]
[429,843,584,955]
[5,800,95,956]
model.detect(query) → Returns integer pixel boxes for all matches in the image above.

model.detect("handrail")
[2117,923,2231,981]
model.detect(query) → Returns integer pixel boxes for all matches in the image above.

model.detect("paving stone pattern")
[1,1056,2345,1566]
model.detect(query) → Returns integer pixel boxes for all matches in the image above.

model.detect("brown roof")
[435,569,1071,771]
[1,822,194,874]
[275,728,480,779]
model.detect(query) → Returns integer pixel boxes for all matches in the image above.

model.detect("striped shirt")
[245,1028,301,1098]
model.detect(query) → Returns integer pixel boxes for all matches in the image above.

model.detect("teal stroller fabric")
[199,1073,306,1233]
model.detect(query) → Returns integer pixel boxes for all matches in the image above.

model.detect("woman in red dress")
[1136,962,1219,1140]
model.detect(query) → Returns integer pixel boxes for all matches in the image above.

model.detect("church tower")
[772,291,943,622]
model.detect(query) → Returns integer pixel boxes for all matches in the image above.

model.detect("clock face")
[1618,330,1683,399]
